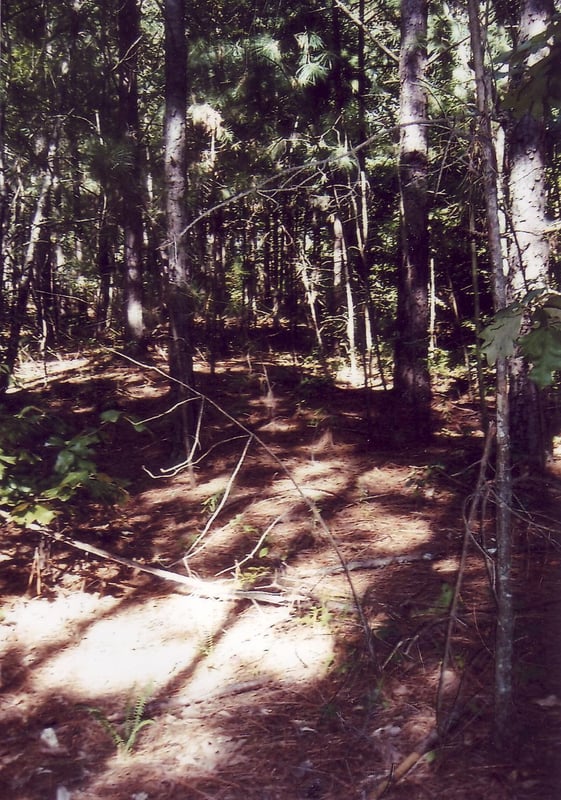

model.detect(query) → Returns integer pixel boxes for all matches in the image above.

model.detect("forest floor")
[1,346,561,800]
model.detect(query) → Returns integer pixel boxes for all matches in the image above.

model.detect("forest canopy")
[0,1,559,413]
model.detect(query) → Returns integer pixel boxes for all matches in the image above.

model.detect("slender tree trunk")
[394,0,431,440]
[331,211,346,354]
[506,0,553,472]
[118,0,145,350]
[33,197,56,353]
[0,98,8,323]
[467,0,514,749]
[164,0,196,458]
[206,209,227,370]
[0,139,57,393]
[96,203,114,334]
[469,200,489,429]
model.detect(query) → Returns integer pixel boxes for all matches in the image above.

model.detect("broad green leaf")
[67,431,100,451]
[11,503,56,526]
[59,469,91,488]
[479,306,523,365]
[54,449,77,474]
[46,435,66,448]
[30,504,58,525]
[100,409,122,423]
[520,327,561,387]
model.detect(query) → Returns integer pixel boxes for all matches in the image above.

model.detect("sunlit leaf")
[295,60,328,86]
[30,504,58,525]
[479,306,524,365]
[100,409,122,423]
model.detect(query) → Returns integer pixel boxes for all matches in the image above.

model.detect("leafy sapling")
[480,289,561,387]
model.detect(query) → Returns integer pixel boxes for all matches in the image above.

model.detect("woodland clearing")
[1,348,560,800]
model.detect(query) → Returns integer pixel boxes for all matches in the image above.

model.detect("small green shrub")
[0,405,137,527]
[296,373,334,402]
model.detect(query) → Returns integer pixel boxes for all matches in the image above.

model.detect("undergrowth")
[88,688,154,757]
[0,405,144,527]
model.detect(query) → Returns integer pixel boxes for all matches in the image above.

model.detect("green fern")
[89,688,154,756]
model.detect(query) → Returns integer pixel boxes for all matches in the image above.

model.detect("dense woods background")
[1,0,561,775]
[1,0,557,403]
[1,0,559,414]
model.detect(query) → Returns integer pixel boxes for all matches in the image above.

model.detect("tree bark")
[0,97,8,323]
[506,0,553,472]
[0,138,58,393]
[164,0,196,458]
[467,0,514,749]
[394,0,431,440]
[118,0,146,350]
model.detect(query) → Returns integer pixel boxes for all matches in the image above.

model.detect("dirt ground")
[1,349,561,800]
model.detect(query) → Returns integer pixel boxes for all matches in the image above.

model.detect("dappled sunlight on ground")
[1,352,560,799]
[2,590,334,705]
[172,603,334,704]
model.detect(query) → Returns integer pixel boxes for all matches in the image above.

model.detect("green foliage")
[296,601,332,627]
[88,688,154,756]
[0,406,133,528]
[201,490,223,514]
[236,564,271,589]
[519,325,561,387]
[294,31,331,87]
[480,290,561,387]
[500,17,561,117]
[405,462,445,495]
[296,373,334,402]
[428,583,454,616]
[479,306,524,365]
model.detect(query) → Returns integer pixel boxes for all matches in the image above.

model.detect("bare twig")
[436,422,495,732]
[184,434,253,560]
[215,510,287,577]
[369,728,440,800]
[107,348,378,665]
[143,434,249,479]
[38,529,304,605]
[333,0,399,63]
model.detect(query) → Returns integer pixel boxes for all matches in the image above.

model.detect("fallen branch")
[368,728,440,800]
[39,530,307,605]
[318,550,447,576]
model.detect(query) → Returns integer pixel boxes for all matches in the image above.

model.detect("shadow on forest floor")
[1,348,561,799]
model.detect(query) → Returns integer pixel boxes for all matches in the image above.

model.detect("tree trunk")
[467,0,514,749]
[0,98,8,323]
[394,0,431,441]
[506,0,553,472]
[164,0,196,459]
[96,204,114,335]
[118,0,146,350]
[0,138,57,393]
